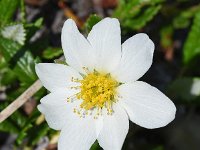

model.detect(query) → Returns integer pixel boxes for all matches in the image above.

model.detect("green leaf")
[0,56,17,86]
[16,122,33,145]
[43,47,63,59]
[0,0,20,26]
[173,5,200,29]
[0,36,38,86]
[113,0,163,30]
[28,122,50,146]
[0,68,17,85]
[16,110,40,145]
[16,131,28,145]
[1,23,26,45]
[183,11,200,64]
[0,36,22,61]
[54,59,67,65]
[0,18,43,86]
[20,0,26,23]
[90,141,101,150]
[173,13,191,29]
[0,118,19,133]
[83,14,102,33]
[167,77,200,102]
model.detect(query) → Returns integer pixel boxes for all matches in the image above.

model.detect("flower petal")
[112,33,154,83]
[118,81,176,129]
[58,116,97,150]
[35,63,82,92]
[61,19,95,74]
[87,17,121,73]
[95,116,103,137]
[97,104,129,150]
[37,90,79,130]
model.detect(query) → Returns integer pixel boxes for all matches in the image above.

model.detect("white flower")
[36,18,176,150]
[1,24,26,45]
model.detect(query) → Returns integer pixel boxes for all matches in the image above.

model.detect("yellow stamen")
[72,71,118,116]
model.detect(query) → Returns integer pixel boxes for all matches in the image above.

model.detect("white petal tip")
[37,104,43,113]
[63,19,77,30]
[102,17,120,25]
[35,63,44,76]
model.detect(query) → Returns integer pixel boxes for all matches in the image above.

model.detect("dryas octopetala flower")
[36,18,176,150]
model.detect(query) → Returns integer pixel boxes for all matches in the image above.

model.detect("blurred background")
[0,0,200,150]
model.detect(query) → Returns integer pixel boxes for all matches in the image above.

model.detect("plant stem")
[0,79,42,123]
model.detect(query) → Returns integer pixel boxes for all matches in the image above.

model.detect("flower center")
[70,70,119,118]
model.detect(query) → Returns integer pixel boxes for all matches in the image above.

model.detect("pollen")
[71,70,118,117]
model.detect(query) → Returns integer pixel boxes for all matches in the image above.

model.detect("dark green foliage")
[183,11,200,64]
[113,0,163,30]
[173,5,200,29]
[0,0,45,146]
[28,122,49,146]
[0,0,20,26]
[16,110,50,146]
[167,77,200,102]
[90,141,101,150]
[43,47,63,59]
[0,36,39,86]
[83,14,102,33]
